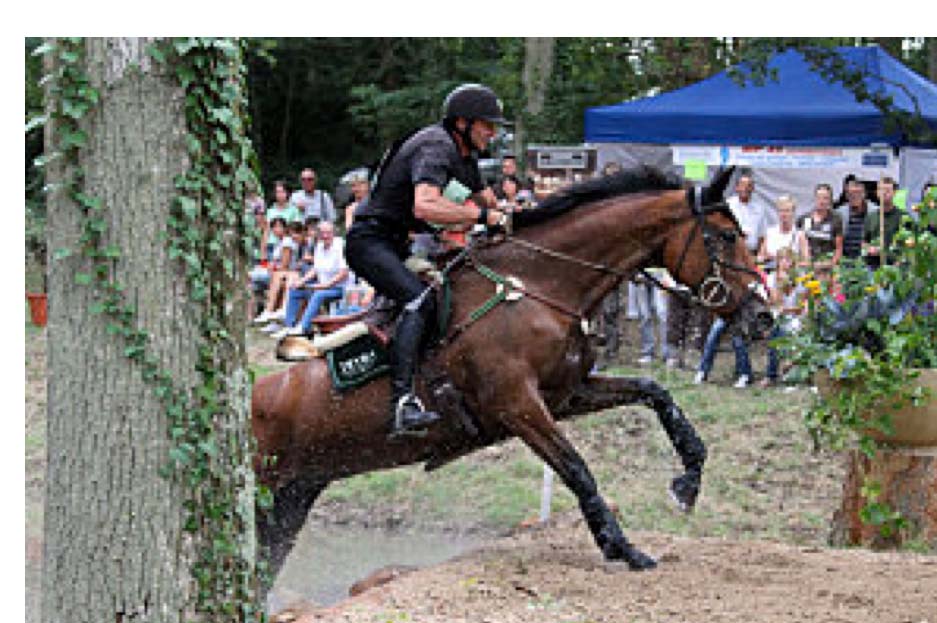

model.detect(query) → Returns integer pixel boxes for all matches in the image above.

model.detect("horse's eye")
[721,230,737,244]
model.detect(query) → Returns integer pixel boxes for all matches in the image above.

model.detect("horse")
[251,165,772,588]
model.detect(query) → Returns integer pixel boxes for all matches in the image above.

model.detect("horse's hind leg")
[498,389,656,570]
[257,476,329,600]
[556,374,706,512]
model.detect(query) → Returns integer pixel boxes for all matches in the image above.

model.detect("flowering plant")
[779,187,937,450]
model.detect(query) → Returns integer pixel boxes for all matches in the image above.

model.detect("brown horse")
[252,166,770,586]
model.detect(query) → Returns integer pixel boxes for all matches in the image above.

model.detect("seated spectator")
[266,180,303,247]
[761,249,806,387]
[798,183,843,270]
[344,170,371,232]
[862,176,905,268]
[253,217,301,329]
[758,195,804,271]
[291,168,336,223]
[301,217,318,272]
[272,221,352,339]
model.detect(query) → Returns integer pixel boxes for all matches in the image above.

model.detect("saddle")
[274,254,451,391]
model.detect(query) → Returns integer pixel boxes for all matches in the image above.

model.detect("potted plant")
[778,187,937,549]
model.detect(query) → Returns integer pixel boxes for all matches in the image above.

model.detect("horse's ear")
[701,166,736,205]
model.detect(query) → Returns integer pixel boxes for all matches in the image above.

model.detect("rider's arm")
[414,183,503,227]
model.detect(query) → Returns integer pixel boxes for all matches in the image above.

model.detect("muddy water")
[270,520,482,609]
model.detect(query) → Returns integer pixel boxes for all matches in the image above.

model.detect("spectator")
[253,217,301,329]
[664,276,699,370]
[837,177,872,260]
[496,175,523,210]
[344,170,371,232]
[726,171,768,255]
[694,170,766,388]
[494,155,531,198]
[798,183,843,270]
[301,217,318,270]
[630,270,672,365]
[758,195,804,271]
[863,176,904,268]
[266,180,303,247]
[291,168,336,224]
[245,184,265,216]
[272,221,352,339]
[760,248,806,387]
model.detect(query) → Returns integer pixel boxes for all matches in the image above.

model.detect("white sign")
[673,145,893,170]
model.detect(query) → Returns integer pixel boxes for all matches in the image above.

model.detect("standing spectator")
[631,270,671,365]
[863,176,904,268]
[837,177,872,260]
[761,248,806,387]
[266,180,303,246]
[757,195,804,270]
[291,168,336,223]
[496,175,523,210]
[664,276,695,369]
[343,170,371,232]
[726,171,768,255]
[798,183,844,269]
[272,221,352,339]
[694,171,766,388]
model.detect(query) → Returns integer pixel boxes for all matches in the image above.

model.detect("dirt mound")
[294,520,937,623]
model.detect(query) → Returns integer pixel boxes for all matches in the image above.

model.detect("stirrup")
[388,394,440,440]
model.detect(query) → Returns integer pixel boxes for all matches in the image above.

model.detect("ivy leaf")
[74,273,93,286]
[73,192,102,211]
[60,128,88,150]
[146,43,166,64]
[25,115,47,133]
[53,248,73,261]
[31,41,55,57]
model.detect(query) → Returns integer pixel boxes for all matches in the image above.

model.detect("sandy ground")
[27,326,937,623]
[293,522,937,623]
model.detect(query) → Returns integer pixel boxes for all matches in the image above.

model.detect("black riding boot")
[389,309,440,438]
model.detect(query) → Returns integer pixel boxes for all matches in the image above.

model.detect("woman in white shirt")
[757,195,805,271]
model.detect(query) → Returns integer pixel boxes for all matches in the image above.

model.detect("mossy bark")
[42,37,253,622]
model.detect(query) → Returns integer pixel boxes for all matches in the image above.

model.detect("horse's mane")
[512,166,684,229]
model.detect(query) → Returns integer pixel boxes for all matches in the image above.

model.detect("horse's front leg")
[555,374,706,512]
[495,386,656,570]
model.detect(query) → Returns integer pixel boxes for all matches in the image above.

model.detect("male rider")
[345,83,508,438]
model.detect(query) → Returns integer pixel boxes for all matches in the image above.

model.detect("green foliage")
[42,37,263,621]
[777,189,937,539]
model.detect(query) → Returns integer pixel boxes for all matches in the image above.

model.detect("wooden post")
[830,447,937,550]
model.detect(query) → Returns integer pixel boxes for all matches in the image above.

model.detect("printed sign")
[684,159,708,181]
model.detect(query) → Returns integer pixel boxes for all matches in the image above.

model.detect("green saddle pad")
[326,332,392,392]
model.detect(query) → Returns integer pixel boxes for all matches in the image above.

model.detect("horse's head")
[660,167,774,340]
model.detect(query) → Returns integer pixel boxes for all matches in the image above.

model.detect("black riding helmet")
[442,84,505,151]
[443,83,506,124]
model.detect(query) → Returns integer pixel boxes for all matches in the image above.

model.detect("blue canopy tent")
[584,46,937,147]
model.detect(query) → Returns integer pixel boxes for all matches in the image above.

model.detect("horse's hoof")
[625,548,658,571]
[669,472,700,513]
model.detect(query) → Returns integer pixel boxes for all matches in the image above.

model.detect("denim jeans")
[631,281,671,360]
[765,324,787,380]
[698,316,751,378]
[284,286,345,332]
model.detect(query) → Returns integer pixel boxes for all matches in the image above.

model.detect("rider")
[345,83,508,438]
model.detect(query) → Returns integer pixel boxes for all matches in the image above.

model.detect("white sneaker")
[272,308,286,320]
[287,325,305,336]
[693,371,706,385]
[734,375,751,388]
[253,310,274,324]
[637,356,653,365]
[260,321,282,334]
[665,358,678,369]
[270,325,293,340]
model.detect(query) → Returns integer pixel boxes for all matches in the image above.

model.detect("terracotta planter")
[26,293,47,328]
[816,368,937,447]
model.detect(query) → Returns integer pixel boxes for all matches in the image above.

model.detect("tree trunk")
[830,449,937,550]
[515,37,555,159]
[928,37,937,84]
[43,37,254,622]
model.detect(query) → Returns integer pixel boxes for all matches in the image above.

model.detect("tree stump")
[830,448,937,550]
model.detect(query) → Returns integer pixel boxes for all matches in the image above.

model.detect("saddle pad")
[326,332,392,392]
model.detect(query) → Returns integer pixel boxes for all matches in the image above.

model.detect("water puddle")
[271,520,483,608]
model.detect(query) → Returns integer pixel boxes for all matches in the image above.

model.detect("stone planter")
[26,292,47,328]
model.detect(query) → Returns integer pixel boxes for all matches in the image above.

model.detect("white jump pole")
[539,463,554,522]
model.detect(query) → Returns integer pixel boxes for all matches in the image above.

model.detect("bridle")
[444,185,765,342]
